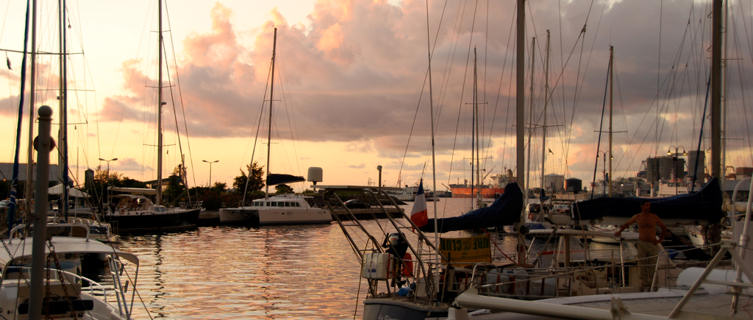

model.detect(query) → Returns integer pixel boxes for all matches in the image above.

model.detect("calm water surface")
[115,198,516,319]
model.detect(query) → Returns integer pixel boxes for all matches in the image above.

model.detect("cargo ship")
[449,183,505,198]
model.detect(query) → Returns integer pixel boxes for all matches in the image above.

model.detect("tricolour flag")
[410,180,428,227]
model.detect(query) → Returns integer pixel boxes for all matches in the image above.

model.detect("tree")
[275,184,294,194]
[163,165,187,206]
[233,162,264,196]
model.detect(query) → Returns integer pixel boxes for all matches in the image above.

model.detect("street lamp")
[98,157,118,180]
[98,157,117,210]
[202,160,219,186]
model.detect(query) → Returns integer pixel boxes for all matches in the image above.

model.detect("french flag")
[410,180,428,227]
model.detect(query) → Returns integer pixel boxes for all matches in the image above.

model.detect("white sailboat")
[10,106,141,319]
[219,28,331,226]
[103,0,199,234]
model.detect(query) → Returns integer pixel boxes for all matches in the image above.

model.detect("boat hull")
[363,297,448,320]
[105,208,200,234]
[219,207,332,225]
[450,186,504,198]
[219,208,259,225]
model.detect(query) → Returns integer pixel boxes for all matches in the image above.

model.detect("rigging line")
[275,63,303,178]
[742,0,753,63]
[731,17,753,164]
[242,52,272,205]
[485,7,517,174]
[396,0,448,187]
[164,3,197,188]
[656,0,663,156]
[563,0,600,179]
[161,40,191,201]
[691,76,711,191]
[8,0,31,232]
[434,0,466,128]
[628,3,699,166]
[443,0,478,201]
[590,51,611,200]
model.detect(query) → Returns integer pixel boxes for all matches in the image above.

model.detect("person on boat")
[614,201,668,291]
[382,232,409,286]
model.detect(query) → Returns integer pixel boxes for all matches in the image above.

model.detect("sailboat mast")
[58,0,69,218]
[25,0,39,211]
[541,30,549,194]
[156,0,163,205]
[526,37,535,206]
[424,0,439,250]
[473,48,479,208]
[608,45,613,196]
[711,0,722,179]
[265,28,277,198]
[515,0,525,198]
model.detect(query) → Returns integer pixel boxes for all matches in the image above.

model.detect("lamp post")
[377,165,382,193]
[98,157,117,209]
[667,146,686,195]
[98,157,118,181]
[203,160,219,187]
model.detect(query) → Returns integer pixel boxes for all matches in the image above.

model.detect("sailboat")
[103,0,199,234]
[218,28,331,226]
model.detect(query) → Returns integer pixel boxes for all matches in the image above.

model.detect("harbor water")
[115,198,518,319]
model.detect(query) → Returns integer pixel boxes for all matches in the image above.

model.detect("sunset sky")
[1,0,752,192]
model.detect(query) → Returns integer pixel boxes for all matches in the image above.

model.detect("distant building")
[0,163,61,182]
[565,178,582,193]
[543,174,564,193]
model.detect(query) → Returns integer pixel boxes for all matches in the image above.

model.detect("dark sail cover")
[572,178,724,224]
[420,182,523,233]
[267,173,305,186]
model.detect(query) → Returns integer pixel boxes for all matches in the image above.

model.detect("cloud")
[95,0,753,182]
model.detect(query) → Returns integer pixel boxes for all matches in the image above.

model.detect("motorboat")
[219,194,332,225]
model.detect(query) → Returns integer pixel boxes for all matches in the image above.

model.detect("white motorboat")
[219,194,331,225]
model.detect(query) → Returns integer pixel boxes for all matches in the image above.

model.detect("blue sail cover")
[420,182,523,233]
[572,178,724,224]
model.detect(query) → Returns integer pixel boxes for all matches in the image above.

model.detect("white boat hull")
[219,207,332,225]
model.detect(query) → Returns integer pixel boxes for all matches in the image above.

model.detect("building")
[543,174,565,193]
[0,163,61,183]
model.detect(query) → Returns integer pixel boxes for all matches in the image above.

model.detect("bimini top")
[0,236,139,266]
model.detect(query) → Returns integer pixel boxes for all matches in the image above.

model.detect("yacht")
[105,190,200,234]
[219,194,331,225]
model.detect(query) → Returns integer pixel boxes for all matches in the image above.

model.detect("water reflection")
[116,198,515,319]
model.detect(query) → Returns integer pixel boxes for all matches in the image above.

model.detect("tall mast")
[58,0,69,218]
[265,28,277,198]
[516,0,525,196]
[471,48,475,208]
[711,0,722,179]
[608,45,614,196]
[25,0,39,212]
[541,30,549,194]
[526,37,535,207]
[424,0,439,251]
[156,0,163,205]
[473,48,480,208]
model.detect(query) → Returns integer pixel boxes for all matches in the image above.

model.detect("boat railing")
[468,242,692,299]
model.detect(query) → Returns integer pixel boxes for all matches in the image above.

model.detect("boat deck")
[468,289,753,319]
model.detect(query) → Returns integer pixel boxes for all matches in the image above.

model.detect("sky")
[1,0,752,192]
